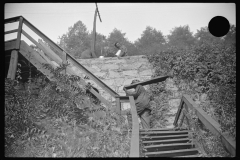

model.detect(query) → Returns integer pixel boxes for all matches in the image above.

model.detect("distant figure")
[114,42,128,58]
[80,49,97,59]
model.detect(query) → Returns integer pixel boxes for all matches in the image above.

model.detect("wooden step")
[142,138,190,145]
[142,134,189,141]
[140,128,176,132]
[140,130,191,136]
[144,143,195,152]
[176,154,200,157]
[145,148,199,157]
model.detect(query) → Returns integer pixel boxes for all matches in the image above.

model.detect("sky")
[5,3,236,45]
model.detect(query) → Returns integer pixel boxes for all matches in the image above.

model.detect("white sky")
[5,3,236,45]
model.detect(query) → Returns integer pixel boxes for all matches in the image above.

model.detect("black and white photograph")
[5,3,235,157]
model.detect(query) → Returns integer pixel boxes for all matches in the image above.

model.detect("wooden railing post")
[129,96,139,157]
[15,17,23,50]
[116,97,121,114]
[7,50,18,80]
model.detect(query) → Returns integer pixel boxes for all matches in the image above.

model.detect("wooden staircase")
[140,128,200,157]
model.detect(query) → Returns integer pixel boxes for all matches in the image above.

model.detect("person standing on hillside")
[123,79,155,129]
[114,42,128,58]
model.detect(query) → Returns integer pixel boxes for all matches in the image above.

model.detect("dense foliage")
[147,39,236,156]
[5,63,130,157]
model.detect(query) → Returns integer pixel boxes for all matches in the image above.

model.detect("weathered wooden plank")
[142,134,189,141]
[38,39,63,63]
[141,130,190,136]
[19,40,110,109]
[129,96,139,157]
[173,98,184,126]
[23,16,119,98]
[140,128,176,132]
[15,17,23,49]
[142,138,190,145]
[145,148,199,157]
[7,50,18,80]
[5,29,18,35]
[21,30,58,70]
[4,16,21,24]
[124,75,169,89]
[144,143,194,152]
[115,96,130,102]
[5,39,17,51]
[19,40,55,81]
[182,94,235,156]
[23,17,63,55]
[38,39,112,107]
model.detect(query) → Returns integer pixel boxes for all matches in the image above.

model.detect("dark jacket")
[126,85,151,115]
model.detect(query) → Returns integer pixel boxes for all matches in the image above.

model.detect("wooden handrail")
[4,16,21,24]
[4,16,119,98]
[173,94,235,156]
[129,96,139,157]
[22,16,119,97]
[5,29,18,35]
[124,75,169,89]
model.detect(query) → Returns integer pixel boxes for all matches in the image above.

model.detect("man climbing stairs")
[140,128,200,157]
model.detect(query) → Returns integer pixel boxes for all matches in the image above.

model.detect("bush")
[147,41,235,156]
[5,63,130,157]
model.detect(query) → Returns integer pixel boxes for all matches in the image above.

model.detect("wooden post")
[63,51,67,74]
[91,8,97,58]
[7,50,19,80]
[16,17,23,49]
[116,97,121,114]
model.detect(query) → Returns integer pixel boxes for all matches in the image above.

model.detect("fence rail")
[129,96,139,157]
[4,16,119,98]
[173,94,235,156]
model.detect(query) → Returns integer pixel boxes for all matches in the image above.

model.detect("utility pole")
[91,3,102,58]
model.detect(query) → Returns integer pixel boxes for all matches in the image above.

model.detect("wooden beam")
[19,40,55,81]
[23,17,63,56]
[129,96,139,157]
[5,39,17,51]
[15,17,23,49]
[22,16,118,98]
[38,39,112,108]
[124,75,169,90]
[115,96,130,103]
[5,29,18,35]
[179,113,185,127]
[4,16,21,24]
[7,50,18,80]
[173,98,184,126]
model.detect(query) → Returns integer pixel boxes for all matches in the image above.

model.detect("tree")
[135,26,166,55]
[57,20,91,58]
[223,24,236,46]
[194,26,223,45]
[167,25,196,49]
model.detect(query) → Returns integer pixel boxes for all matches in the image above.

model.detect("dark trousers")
[127,108,152,129]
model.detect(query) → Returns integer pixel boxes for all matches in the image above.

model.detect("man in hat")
[123,79,154,129]
[114,42,128,58]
